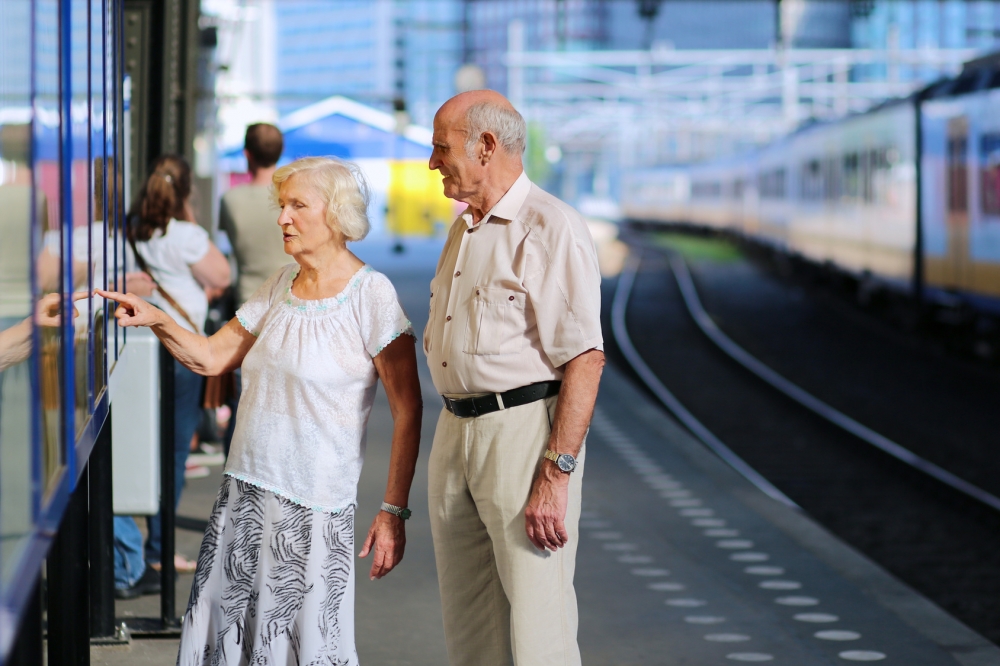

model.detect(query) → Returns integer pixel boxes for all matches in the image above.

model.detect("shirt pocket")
[464,286,527,356]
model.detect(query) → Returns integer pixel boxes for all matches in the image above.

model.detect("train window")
[980,134,1000,217]
[692,181,722,199]
[0,0,35,585]
[947,136,969,213]
[843,153,859,200]
[824,156,841,201]
[758,168,786,199]
[800,159,823,201]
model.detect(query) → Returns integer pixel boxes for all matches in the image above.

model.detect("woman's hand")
[358,511,406,580]
[95,289,167,328]
[35,291,88,328]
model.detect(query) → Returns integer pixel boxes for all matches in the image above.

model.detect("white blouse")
[226,263,413,513]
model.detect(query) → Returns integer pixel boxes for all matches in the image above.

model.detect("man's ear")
[480,132,498,164]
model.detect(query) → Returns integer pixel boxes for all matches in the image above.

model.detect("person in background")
[216,123,288,454]
[218,123,288,308]
[114,154,231,595]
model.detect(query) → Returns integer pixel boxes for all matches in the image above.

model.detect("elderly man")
[425,90,604,666]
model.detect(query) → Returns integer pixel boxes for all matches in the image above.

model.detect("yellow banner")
[387,161,455,237]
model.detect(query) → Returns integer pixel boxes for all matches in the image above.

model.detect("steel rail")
[610,251,799,509]
[669,254,1000,514]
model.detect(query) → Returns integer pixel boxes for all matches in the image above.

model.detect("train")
[621,52,1000,317]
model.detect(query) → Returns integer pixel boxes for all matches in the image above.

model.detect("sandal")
[150,554,198,574]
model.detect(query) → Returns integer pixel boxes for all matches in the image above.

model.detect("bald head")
[430,91,526,212]
[436,91,526,158]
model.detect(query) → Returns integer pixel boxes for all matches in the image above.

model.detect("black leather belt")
[442,381,561,418]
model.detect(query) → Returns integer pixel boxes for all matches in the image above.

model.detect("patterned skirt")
[176,476,358,666]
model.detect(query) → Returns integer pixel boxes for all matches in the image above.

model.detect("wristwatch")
[381,502,411,520]
[543,449,578,473]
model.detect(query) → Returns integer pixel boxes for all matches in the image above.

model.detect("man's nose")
[429,152,440,170]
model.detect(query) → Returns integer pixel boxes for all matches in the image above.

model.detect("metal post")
[8,576,43,666]
[159,344,177,626]
[47,466,91,665]
[89,411,116,638]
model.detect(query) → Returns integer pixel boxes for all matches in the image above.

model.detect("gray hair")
[464,101,526,158]
[271,157,371,242]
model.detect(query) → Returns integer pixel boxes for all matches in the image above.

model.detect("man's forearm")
[547,349,605,457]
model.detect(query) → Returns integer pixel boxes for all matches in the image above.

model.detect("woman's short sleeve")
[236,265,291,336]
[357,271,414,358]
[172,220,211,264]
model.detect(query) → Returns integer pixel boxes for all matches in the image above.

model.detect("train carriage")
[621,52,1000,315]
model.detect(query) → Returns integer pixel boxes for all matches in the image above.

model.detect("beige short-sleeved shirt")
[424,172,603,395]
[219,184,289,307]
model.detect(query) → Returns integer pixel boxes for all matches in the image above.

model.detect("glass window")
[981,134,1000,217]
[0,0,35,585]
[34,0,65,498]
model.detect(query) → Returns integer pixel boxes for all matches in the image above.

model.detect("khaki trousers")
[428,396,585,666]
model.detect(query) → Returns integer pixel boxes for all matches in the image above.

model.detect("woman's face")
[276,174,340,257]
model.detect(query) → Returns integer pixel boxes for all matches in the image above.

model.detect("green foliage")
[649,232,742,263]
[525,122,551,185]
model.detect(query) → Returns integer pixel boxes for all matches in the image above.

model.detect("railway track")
[607,243,1000,644]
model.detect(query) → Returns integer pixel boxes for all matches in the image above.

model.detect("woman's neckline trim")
[284,263,372,312]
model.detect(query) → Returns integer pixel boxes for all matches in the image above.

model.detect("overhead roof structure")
[503,20,980,166]
[218,96,434,172]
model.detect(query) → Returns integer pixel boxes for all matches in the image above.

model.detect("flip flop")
[150,554,198,573]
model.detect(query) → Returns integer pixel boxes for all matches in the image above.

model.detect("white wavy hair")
[271,157,371,242]
[463,100,527,158]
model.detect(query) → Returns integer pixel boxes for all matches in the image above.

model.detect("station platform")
[92,253,999,665]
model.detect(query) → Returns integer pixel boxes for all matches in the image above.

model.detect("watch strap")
[380,502,411,520]
[543,449,560,464]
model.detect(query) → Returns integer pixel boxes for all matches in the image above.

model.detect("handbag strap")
[127,232,201,333]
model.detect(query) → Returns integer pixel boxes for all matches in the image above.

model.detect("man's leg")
[467,397,584,666]
[428,408,513,666]
[113,516,145,589]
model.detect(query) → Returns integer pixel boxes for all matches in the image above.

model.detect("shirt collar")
[461,171,531,228]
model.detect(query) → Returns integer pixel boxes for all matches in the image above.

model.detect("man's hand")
[95,290,167,329]
[525,462,570,551]
[358,511,406,580]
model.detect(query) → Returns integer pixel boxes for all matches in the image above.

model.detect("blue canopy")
[220,96,433,169]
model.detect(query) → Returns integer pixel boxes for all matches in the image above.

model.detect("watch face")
[557,454,576,472]
[400,508,412,520]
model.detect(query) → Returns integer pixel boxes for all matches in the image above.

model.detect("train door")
[944,117,971,288]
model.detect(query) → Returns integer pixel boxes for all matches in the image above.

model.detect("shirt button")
[476,290,480,295]
[442,362,447,367]
[466,228,473,234]
[446,315,452,321]
[508,295,515,301]
[455,271,461,277]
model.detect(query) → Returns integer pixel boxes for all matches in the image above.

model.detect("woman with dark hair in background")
[113,155,231,597]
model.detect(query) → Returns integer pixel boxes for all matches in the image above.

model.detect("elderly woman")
[98,157,421,665]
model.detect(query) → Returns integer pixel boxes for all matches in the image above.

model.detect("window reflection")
[35,0,63,496]
[0,0,34,584]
